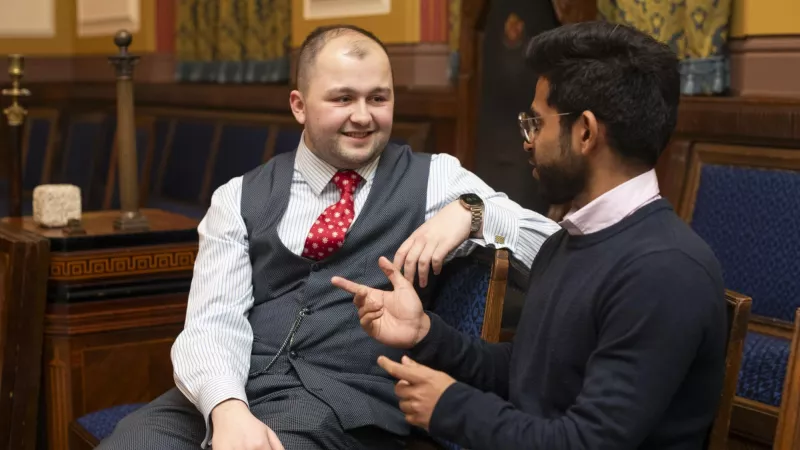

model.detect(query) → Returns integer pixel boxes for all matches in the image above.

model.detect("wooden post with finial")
[2,54,30,218]
[108,29,148,231]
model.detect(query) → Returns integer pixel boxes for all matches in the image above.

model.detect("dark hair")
[525,21,680,168]
[296,24,389,92]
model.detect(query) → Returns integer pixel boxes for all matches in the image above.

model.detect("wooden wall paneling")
[25,83,458,121]
[655,139,692,211]
[454,0,489,171]
[676,97,800,146]
[550,0,598,24]
[430,118,456,155]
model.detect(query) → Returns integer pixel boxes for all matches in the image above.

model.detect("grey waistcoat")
[240,143,432,436]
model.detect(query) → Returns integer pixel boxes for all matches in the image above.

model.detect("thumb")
[266,426,285,450]
[378,256,410,289]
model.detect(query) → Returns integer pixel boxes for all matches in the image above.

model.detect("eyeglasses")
[518,111,573,144]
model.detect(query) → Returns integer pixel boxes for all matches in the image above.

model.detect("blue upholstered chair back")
[425,248,523,450]
[430,256,491,338]
[2,106,433,220]
[687,161,800,324]
[22,110,60,192]
[679,143,800,408]
[430,247,515,342]
[0,108,59,216]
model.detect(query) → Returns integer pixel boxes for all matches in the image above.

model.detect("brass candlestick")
[108,30,148,231]
[2,54,30,218]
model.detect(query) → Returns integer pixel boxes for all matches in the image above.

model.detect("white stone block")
[32,184,82,227]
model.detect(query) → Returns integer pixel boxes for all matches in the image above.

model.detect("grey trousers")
[96,386,410,450]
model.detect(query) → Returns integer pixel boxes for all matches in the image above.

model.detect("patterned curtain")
[448,0,462,81]
[175,0,291,83]
[597,0,733,96]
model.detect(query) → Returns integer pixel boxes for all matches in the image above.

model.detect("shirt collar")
[295,132,381,196]
[559,169,661,235]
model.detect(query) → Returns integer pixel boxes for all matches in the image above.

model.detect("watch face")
[460,193,482,206]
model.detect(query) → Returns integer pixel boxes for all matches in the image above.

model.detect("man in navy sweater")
[332,21,728,450]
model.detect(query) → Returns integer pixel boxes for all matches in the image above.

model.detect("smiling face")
[289,34,394,169]
[524,77,589,205]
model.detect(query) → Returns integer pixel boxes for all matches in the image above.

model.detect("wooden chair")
[54,111,112,210]
[707,290,751,449]
[429,246,518,343]
[0,222,50,450]
[774,308,800,450]
[406,247,524,450]
[68,247,519,449]
[676,143,800,446]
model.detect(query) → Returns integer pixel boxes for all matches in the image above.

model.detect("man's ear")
[577,110,599,156]
[289,90,306,125]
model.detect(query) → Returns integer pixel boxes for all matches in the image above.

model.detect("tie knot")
[332,170,362,195]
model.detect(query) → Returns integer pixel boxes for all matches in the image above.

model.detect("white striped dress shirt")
[171,137,560,440]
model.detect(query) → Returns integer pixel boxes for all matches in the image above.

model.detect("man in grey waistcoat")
[97,25,559,450]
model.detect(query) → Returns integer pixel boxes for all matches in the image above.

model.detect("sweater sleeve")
[410,313,513,397]
[428,250,725,450]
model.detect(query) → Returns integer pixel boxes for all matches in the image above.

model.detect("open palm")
[332,256,429,349]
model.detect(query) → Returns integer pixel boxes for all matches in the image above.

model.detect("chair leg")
[774,309,800,450]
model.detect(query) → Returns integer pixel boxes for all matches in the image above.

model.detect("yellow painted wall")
[731,0,800,37]
[0,1,74,55]
[74,0,156,55]
[291,0,420,47]
[0,0,155,56]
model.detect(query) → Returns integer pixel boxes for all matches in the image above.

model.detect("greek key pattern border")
[49,246,198,281]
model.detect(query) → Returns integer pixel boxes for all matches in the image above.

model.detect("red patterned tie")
[303,170,363,260]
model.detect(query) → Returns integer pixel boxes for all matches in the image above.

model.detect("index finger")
[331,276,367,296]
[266,427,286,450]
[377,355,425,384]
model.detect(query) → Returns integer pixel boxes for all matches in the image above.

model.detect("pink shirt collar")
[559,169,661,235]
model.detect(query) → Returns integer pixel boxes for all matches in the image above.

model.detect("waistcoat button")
[289,351,298,358]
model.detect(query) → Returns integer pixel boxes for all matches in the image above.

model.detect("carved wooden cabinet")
[3,209,197,450]
[0,224,49,450]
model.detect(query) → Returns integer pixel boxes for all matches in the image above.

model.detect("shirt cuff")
[197,376,249,448]
[475,194,520,251]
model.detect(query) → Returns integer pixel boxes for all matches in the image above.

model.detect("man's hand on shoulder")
[394,200,474,288]
[210,399,285,450]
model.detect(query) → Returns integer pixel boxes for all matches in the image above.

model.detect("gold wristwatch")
[459,193,484,236]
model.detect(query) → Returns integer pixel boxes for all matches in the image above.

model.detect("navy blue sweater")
[411,199,727,450]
